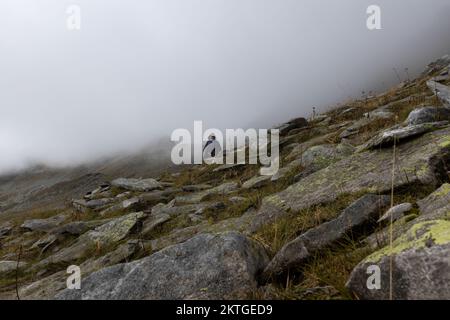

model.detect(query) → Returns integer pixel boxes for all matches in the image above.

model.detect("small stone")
[377,203,413,223]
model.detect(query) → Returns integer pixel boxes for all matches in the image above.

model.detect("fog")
[1,0,450,174]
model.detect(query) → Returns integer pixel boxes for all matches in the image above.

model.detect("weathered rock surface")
[151,200,225,218]
[300,143,355,168]
[0,261,27,275]
[377,203,413,223]
[406,106,450,125]
[111,178,162,192]
[51,220,109,236]
[141,214,171,237]
[34,212,146,269]
[73,198,115,213]
[346,219,450,299]
[263,194,390,279]
[250,127,450,232]
[17,241,141,300]
[360,122,448,150]
[21,214,67,232]
[56,232,269,300]
[417,183,450,221]
[174,182,238,204]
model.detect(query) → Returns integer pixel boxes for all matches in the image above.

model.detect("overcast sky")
[1,0,450,173]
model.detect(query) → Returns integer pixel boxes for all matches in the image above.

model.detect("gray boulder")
[377,203,413,223]
[360,122,448,150]
[55,232,269,300]
[111,178,162,192]
[346,219,450,299]
[73,198,115,213]
[21,214,67,232]
[277,117,308,135]
[406,106,450,125]
[263,194,390,279]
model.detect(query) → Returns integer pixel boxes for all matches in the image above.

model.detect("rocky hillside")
[1,55,450,300]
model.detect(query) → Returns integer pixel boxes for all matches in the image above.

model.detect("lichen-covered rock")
[360,122,448,150]
[346,219,450,299]
[151,200,224,217]
[111,178,162,192]
[250,127,450,232]
[263,194,390,279]
[405,106,450,125]
[417,183,450,220]
[300,143,354,168]
[0,260,27,275]
[87,211,146,244]
[55,232,269,300]
[33,212,146,269]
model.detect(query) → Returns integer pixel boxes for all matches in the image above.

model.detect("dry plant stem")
[389,137,397,301]
[15,245,23,300]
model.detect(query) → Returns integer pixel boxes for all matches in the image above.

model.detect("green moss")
[365,220,450,263]
[434,183,450,197]
[439,135,450,148]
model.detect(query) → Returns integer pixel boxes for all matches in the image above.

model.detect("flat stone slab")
[360,122,448,150]
[111,178,162,192]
